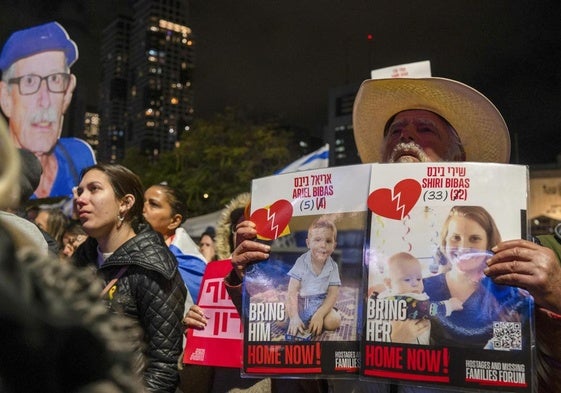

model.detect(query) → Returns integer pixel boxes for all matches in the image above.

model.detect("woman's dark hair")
[200,230,215,242]
[64,220,87,238]
[81,164,145,232]
[150,183,188,224]
[39,208,69,247]
[440,205,502,252]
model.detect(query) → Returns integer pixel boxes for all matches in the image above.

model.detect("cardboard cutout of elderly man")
[0,21,96,199]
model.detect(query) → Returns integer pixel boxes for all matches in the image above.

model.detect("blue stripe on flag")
[275,144,329,174]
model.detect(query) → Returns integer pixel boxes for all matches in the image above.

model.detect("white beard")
[388,142,432,163]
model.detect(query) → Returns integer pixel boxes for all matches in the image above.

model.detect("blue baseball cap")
[0,21,78,72]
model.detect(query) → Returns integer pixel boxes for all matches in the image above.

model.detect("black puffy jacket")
[74,225,186,393]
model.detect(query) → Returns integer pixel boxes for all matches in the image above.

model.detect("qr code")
[491,321,522,350]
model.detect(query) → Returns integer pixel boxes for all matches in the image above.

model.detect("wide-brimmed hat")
[352,77,510,163]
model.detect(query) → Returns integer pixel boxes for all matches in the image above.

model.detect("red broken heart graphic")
[250,199,293,240]
[367,179,422,220]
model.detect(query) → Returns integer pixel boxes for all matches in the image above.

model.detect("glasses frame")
[8,72,71,96]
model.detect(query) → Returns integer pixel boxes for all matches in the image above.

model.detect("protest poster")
[0,22,96,199]
[184,259,244,368]
[362,162,535,392]
[242,164,371,378]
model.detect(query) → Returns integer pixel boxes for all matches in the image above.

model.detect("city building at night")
[98,0,194,162]
[83,111,100,156]
[324,82,361,166]
[99,15,132,162]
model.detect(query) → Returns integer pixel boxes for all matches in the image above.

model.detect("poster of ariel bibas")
[242,164,371,378]
[361,162,535,392]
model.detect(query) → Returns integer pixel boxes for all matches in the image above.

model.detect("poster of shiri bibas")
[362,162,535,392]
[242,164,371,378]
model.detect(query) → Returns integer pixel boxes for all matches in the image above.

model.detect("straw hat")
[352,77,510,163]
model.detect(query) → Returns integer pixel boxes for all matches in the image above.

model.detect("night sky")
[1,0,560,165]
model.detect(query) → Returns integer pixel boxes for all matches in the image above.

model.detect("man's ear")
[62,74,77,114]
[168,213,182,232]
[0,82,13,118]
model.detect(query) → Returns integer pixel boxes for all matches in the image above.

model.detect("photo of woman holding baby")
[423,205,532,348]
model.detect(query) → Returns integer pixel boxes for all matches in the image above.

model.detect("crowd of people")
[2,19,561,393]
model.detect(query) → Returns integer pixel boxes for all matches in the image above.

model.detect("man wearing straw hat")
[230,77,561,392]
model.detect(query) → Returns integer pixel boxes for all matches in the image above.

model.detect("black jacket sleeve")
[134,269,186,393]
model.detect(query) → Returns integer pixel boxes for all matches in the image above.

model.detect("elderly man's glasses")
[8,73,70,95]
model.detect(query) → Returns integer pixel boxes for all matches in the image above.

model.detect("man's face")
[382,110,462,163]
[0,51,75,155]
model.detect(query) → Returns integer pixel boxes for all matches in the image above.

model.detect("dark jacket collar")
[74,225,178,280]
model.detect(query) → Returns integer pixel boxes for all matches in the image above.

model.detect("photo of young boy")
[286,217,342,339]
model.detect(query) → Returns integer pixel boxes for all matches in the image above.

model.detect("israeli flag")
[275,143,329,174]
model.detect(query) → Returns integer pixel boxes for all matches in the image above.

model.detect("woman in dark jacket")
[72,163,186,393]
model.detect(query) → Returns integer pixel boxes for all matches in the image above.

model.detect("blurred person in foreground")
[228,77,561,392]
[72,164,186,393]
[0,147,48,255]
[0,21,95,198]
[0,116,145,392]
